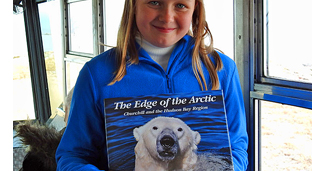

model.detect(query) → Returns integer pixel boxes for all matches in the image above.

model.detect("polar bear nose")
[160,135,175,148]
[159,128,177,149]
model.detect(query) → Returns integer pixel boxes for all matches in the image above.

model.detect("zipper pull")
[166,75,171,90]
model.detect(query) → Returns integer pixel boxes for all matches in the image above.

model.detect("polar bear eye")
[152,126,158,130]
[178,127,183,132]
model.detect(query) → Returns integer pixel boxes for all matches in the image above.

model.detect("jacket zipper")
[166,75,172,93]
[139,58,173,93]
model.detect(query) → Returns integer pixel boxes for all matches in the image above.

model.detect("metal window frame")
[63,0,104,94]
[235,0,312,171]
[22,0,51,124]
[64,0,103,57]
[252,0,312,107]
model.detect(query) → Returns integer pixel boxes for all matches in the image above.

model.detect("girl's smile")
[153,25,176,33]
[136,0,196,48]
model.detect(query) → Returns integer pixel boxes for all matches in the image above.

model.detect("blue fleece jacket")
[56,35,248,171]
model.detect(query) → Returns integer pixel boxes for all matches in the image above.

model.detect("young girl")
[56,0,248,170]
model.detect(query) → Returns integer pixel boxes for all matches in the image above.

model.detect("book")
[104,90,234,171]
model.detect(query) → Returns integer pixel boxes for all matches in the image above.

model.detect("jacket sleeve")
[56,63,107,171]
[222,64,249,171]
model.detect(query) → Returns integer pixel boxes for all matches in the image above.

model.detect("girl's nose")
[159,7,175,23]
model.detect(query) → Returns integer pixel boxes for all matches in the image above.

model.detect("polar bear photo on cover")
[133,116,201,171]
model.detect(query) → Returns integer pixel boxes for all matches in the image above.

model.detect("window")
[246,1,312,170]
[65,57,89,93]
[104,0,124,48]
[205,0,234,58]
[264,0,312,83]
[38,0,65,118]
[68,0,93,54]
[64,0,103,94]
[260,101,312,170]
[13,10,35,121]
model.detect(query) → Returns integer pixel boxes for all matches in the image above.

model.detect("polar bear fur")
[133,117,201,171]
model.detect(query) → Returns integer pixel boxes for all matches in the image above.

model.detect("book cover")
[104,90,234,171]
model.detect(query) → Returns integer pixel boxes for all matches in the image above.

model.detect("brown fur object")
[15,121,64,171]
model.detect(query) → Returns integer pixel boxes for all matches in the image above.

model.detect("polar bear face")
[133,117,201,162]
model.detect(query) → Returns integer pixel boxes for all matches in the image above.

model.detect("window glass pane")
[66,60,86,94]
[264,0,312,83]
[38,0,65,118]
[104,0,234,59]
[104,0,124,48]
[260,101,312,170]
[205,0,234,59]
[69,0,93,54]
[13,9,35,120]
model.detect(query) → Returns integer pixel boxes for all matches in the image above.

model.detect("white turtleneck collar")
[136,36,176,72]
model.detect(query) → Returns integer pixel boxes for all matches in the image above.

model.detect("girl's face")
[135,0,196,48]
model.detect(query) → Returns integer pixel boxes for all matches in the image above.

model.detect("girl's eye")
[149,1,160,6]
[176,4,186,9]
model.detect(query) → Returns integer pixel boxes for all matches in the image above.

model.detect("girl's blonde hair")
[110,0,223,90]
